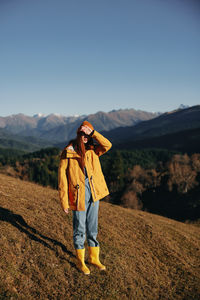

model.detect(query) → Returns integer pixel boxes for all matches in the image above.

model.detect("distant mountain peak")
[33,113,46,118]
[179,104,190,110]
[48,113,63,117]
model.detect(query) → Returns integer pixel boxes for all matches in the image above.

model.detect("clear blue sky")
[0,0,199,116]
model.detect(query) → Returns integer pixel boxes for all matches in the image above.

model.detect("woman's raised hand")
[80,125,93,135]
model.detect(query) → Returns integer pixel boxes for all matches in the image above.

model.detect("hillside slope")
[0,174,199,299]
[0,128,53,152]
[115,127,200,153]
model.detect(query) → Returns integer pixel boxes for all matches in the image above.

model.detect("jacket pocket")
[75,184,80,206]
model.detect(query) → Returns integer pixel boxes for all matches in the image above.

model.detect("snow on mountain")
[179,104,190,110]
[33,113,46,118]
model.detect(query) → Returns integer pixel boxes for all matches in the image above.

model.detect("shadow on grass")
[0,206,76,267]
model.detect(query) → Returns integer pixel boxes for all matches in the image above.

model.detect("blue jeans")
[73,177,99,249]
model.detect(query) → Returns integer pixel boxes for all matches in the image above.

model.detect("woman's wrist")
[90,130,94,137]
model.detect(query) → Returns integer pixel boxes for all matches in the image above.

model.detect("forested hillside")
[1,147,200,222]
[0,128,53,152]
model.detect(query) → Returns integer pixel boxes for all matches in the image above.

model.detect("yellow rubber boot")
[88,246,106,271]
[76,249,90,275]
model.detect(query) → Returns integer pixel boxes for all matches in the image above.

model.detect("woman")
[58,121,112,275]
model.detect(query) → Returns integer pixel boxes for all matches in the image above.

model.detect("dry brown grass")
[0,173,200,299]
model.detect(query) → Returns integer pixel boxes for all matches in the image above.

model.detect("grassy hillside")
[0,174,199,299]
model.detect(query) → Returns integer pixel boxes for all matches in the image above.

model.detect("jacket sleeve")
[58,150,69,210]
[92,130,112,156]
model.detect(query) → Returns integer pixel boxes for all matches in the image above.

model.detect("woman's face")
[82,135,89,144]
[80,132,90,144]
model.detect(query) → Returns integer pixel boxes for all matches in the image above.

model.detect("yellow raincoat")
[58,130,112,211]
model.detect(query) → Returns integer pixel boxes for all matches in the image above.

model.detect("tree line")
[0,147,199,222]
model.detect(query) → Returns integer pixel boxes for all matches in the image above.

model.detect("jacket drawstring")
[90,175,96,200]
[76,184,80,208]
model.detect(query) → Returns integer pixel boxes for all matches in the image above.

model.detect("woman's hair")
[76,133,86,168]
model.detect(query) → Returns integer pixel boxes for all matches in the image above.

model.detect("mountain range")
[0,109,158,150]
[0,105,200,153]
[103,105,200,152]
